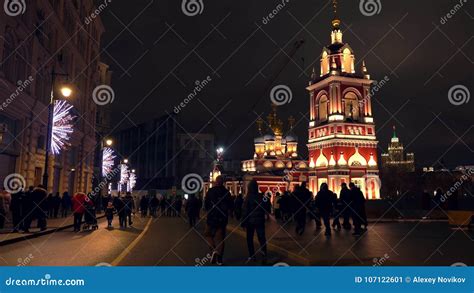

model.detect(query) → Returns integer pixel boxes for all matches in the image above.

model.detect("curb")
[0,214,106,247]
[227,224,311,266]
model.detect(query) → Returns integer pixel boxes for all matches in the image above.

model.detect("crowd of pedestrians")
[197,176,369,265]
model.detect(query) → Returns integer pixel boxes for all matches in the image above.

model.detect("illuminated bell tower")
[306,0,381,199]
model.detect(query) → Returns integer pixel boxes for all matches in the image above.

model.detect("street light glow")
[60,86,73,98]
[123,159,129,164]
[105,139,113,146]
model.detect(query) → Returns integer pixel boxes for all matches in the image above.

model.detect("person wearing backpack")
[204,176,233,265]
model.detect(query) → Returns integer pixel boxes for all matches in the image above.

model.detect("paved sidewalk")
[0,212,105,246]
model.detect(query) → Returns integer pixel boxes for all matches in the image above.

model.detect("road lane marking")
[111,217,153,266]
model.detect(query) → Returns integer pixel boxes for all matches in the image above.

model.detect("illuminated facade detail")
[306,8,381,199]
[381,127,415,172]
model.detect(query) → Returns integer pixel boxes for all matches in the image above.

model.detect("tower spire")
[332,0,340,29]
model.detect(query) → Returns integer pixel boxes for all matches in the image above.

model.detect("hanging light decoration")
[102,147,116,177]
[51,100,75,155]
[120,164,129,185]
[129,172,137,191]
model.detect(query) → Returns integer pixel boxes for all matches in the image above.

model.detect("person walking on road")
[349,182,367,236]
[105,201,115,228]
[61,192,71,218]
[242,180,267,263]
[124,192,135,226]
[150,196,159,217]
[140,196,148,218]
[339,183,352,230]
[31,185,48,231]
[10,190,24,232]
[293,182,312,236]
[72,192,88,232]
[114,195,127,228]
[185,193,199,228]
[204,175,233,265]
[233,193,243,221]
[314,183,335,236]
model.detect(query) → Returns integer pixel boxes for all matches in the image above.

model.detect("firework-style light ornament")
[102,147,116,177]
[119,164,129,186]
[51,100,75,155]
[128,172,137,191]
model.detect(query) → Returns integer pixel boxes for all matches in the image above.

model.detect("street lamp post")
[42,69,72,190]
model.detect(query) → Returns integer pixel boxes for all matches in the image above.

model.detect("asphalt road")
[0,213,290,267]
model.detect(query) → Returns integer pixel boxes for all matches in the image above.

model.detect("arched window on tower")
[343,92,360,121]
[342,48,354,73]
[318,95,328,122]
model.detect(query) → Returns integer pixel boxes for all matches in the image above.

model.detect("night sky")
[99,0,473,168]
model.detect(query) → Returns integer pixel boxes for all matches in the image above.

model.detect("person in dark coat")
[339,183,352,230]
[293,182,312,235]
[185,194,200,227]
[314,183,335,236]
[114,196,127,228]
[263,192,272,220]
[105,201,115,228]
[175,197,182,217]
[10,191,24,232]
[46,193,54,218]
[204,175,233,265]
[233,194,243,220]
[61,192,71,218]
[31,185,48,231]
[331,191,342,230]
[52,192,61,218]
[140,196,148,218]
[150,196,159,217]
[158,197,164,216]
[242,180,267,263]
[123,192,135,226]
[349,182,367,236]
[21,186,34,232]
